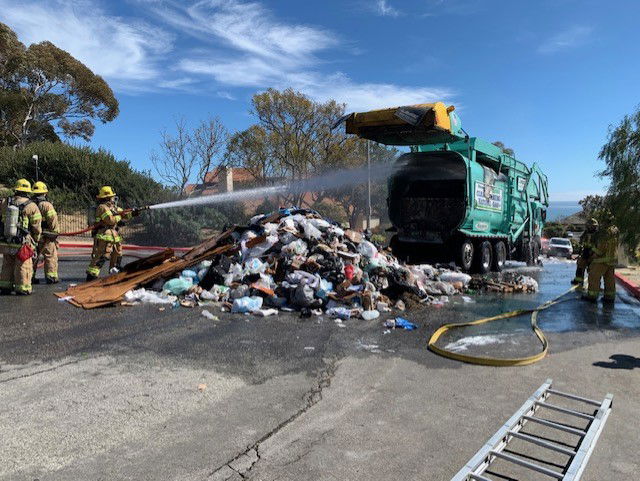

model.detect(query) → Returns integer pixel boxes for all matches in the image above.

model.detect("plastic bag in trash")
[163,277,193,295]
[231,296,263,313]
[384,317,417,330]
[198,260,212,271]
[181,270,198,280]
[316,278,333,299]
[244,257,267,275]
[124,288,176,304]
[293,284,315,307]
[245,234,278,259]
[358,240,378,258]
[282,239,308,256]
[326,307,351,319]
[361,310,380,320]
[438,271,472,285]
[300,219,322,240]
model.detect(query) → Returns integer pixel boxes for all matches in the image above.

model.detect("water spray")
[147,162,400,211]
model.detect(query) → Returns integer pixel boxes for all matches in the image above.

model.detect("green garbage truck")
[343,102,548,273]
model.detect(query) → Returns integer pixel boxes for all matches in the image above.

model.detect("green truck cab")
[343,102,548,273]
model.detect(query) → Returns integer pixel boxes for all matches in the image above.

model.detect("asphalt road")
[1,254,639,480]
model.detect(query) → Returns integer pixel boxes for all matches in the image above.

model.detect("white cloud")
[167,0,451,110]
[0,0,174,90]
[151,0,336,64]
[538,26,593,54]
[374,0,401,17]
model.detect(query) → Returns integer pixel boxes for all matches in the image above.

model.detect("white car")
[548,237,573,258]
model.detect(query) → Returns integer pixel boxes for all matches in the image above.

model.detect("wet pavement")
[1,253,640,480]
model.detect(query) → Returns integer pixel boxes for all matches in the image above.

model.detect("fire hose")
[427,285,579,366]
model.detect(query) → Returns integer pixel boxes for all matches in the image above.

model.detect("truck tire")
[457,239,474,272]
[525,240,540,266]
[493,241,507,272]
[474,240,493,274]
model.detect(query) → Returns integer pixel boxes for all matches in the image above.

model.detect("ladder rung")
[534,401,595,420]
[489,450,564,479]
[547,388,601,406]
[508,431,577,456]
[469,475,493,481]
[522,415,587,436]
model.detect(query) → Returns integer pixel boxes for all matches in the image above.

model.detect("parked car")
[547,237,573,258]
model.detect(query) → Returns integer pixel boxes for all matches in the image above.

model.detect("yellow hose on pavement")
[428,286,579,366]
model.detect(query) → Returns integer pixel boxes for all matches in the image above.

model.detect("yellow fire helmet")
[97,185,116,199]
[14,178,32,194]
[32,181,48,195]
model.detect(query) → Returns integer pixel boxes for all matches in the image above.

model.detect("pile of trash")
[121,208,537,320]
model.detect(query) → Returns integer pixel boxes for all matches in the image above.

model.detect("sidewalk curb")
[615,272,640,300]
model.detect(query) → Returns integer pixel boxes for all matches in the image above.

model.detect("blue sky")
[2,0,639,201]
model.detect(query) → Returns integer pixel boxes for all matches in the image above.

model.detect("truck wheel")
[457,239,474,272]
[525,240,540,266]
[474,241,493,274]
[493,241,507,272]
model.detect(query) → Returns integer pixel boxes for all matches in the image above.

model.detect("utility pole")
[366,140,371,231]
[32,154,39,182]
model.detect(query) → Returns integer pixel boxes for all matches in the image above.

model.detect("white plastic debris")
[361,310,380,321]
[231,296,263,313]
[439,271,472,285]
[254,308,279,317]
[201,310,219,321]
[124,288,176,304]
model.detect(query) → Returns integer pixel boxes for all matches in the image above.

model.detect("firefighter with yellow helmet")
[584,212,619,304]
[86,186,139,281]
[31,181,60,284]
[0,179,42,295]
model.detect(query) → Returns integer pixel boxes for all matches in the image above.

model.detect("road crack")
[207,358,338,480]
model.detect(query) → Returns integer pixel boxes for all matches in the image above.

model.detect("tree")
[543,222,566,238]
[578,194,606,219]
[151,118,196,197]
[153,117,229,196]
[225,125,273,184]
[598,107,640,249]
[228,88,352,206]
[0,22,119,147]
[191,117,227,185]
[492,140,515,156]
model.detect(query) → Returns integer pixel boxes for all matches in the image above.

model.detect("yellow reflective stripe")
[86,266,101,275]
[96,233,122,243]
[15,284,32,293]
[30,213,42,222]
[100,210,113,220]
[114,215,122,223]
[45,209,57,218]
[46,272,58,278]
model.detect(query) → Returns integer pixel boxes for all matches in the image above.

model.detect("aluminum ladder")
[451,379,613,481]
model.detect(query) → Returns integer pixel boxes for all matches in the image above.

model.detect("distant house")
[184,166,256,197]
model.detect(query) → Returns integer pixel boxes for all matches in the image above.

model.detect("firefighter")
[86,186,139,281]
[31,181,60,284]
[0,179,42,295]
[571,218,598,285]
[584,216,619,304]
